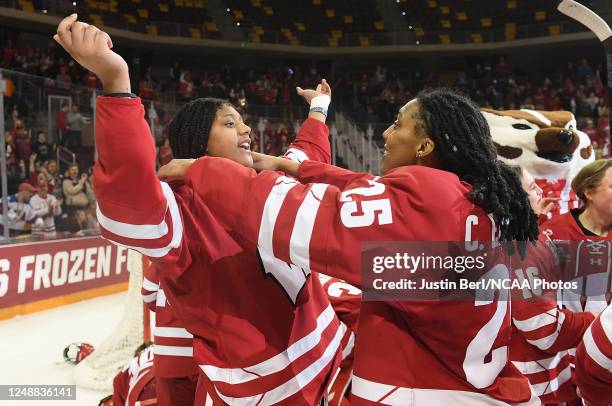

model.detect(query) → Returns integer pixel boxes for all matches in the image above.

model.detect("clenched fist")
[53,14,130,93]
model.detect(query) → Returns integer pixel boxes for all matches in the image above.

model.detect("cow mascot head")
[482,109,595,219]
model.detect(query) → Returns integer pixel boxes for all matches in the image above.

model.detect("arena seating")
[223,0,385,46]
[2,0,596,45]
[399,0,586,44]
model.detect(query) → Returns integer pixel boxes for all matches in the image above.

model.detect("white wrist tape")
[310,94,331,110]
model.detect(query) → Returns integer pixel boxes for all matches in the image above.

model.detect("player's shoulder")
[383,165,469,199]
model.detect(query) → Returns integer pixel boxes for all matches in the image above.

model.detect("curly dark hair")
[415,89,539,249]
[168,98,231,159]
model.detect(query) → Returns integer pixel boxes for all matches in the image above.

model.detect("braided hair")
[168,98,230,159]
[415,89,539,247]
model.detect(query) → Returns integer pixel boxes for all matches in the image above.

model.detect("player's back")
[297,165,538,405]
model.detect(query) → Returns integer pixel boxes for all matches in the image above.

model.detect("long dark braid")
[168,98,230,159]
[415,89,539,246]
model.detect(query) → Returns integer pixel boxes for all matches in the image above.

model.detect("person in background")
[511,165,559,224]
[85,203,99,232]
[0,182,36,237]
[33,131,53,163]
[540,159,612,315]
[45,160,63,199]
[66,104,84,149]
[29,179,62,237]
[62,164,90,216]
[68,209,87,234]
[13,120,31,161]
[582,118,599,146]
[83,70,98,89]
[56,104,68,146]
[5,131,16,167]
[8,159,28,194]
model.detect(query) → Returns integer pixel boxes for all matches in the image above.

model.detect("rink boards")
[0,236,130,320]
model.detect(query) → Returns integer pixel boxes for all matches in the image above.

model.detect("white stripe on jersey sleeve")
[142,276,159,291]
[213,321,345,405]
[201,304,339,384]
[512,353,564,374]
[526,312,566,351]
[284,148,309,163]
[99,182,183,258]
[154,345,194,357]
[583,324,612,370]
[512,308,558,332]
[154,326,194,339]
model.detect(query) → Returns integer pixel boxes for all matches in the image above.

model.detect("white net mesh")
[74,249,145,391]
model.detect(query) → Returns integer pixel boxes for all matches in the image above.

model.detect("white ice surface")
[0,292,127,405]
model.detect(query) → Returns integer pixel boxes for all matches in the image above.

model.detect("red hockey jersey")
[317,274,361,406]
[539,211,611,314]
[112,346,156,406]
[509,242,595,403]
[575,303,612,406]
[183,158,539,404]
[94,97,342,405]
[534,178,579,221]
[141,264,198,378]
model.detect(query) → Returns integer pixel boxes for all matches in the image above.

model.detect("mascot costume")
[482,109,595,220]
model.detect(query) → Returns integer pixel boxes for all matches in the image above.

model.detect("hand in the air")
[53,14,128,88]
[296,78,331,105]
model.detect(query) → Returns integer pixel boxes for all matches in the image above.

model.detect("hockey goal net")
[74,249,150,391]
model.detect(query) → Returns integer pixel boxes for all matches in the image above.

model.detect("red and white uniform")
[94,97,342,405]
[141,264,198,378]
[540,211,612,314]
[534,178,579,221]
[509,243,595,403]
[112,346,156,406]
[183,158,540,405]
[318,274,361,406]
[575,303,612,406]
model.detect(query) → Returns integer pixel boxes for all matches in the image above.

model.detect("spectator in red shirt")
[56,104,68,145]
[138,73,154,100]
[13,122,31,161]
[82,71,98,89]
[2,40,15,67]
[583,118,599,145]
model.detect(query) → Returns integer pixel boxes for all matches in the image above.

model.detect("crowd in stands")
[2,104,99,240]
[341,57,610,152]
[2,32,611,240]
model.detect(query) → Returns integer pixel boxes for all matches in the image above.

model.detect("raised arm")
[54,14,239,267]
[284,80,332,164]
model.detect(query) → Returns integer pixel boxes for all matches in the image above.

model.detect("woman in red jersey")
[540,159,611,314]
[541,159,611,241]
[54,15,344,406]
[162,92,543,404]
[508,165,596,404]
